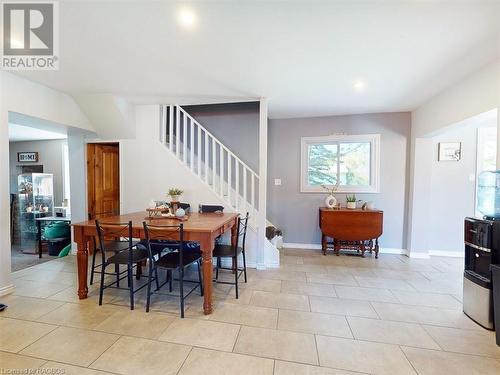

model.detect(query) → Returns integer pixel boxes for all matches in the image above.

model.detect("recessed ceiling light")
[177,7,197,29]
[353,80,366,91]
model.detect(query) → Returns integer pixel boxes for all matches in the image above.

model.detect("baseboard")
[283,243,408,256]
[0,284,15,297]
[408,252,430,259]
[283,243,322,250]
[429,250,464,258]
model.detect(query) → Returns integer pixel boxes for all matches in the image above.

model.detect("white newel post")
[257,98,268,269]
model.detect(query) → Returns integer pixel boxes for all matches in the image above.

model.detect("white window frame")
[300,134,380,193]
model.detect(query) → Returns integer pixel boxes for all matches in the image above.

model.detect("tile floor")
[2,248,500,374]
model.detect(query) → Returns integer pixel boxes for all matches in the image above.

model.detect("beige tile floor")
[2,249,500,374]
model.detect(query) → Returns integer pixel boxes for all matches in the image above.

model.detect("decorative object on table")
[198,204,224,213]
[148,199,157,209]
[17,152,39,162]
[175,208,186,218]
[322,183,339,209]
[168,188,183,202]
[361,202,375,210]
[346,194,357,209]
[168,188,183,213]
[438,142,461,161]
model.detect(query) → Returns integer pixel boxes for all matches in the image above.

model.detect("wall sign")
[18,152,39,162]
[438,142,461,161]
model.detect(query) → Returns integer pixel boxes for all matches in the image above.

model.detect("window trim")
[300,134,380,193]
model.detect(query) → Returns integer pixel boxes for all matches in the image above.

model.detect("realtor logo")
[1,1,59,70]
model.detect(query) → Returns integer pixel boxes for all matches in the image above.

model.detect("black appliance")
[463,217,500,329]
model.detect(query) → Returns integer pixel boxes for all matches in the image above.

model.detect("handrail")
[176,105,259,179]
[159,104,260,219]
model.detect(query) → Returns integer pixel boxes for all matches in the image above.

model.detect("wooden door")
[87,143,120,219]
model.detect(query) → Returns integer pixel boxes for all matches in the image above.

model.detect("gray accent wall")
[9,139,67,206]
[183,102,259,172]
[268,112,411,249]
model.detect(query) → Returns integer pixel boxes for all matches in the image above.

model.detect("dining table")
[72,211,239,315]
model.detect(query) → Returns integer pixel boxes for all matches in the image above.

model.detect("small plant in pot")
[346,194,357,209]
[168,188,183,203]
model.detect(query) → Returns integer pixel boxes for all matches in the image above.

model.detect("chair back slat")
[238,212,250,251]
[142,222,184,265]
[95,220,134,263]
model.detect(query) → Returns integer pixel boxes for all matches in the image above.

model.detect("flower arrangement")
[346,194,357,209]
[168,188,183,202]
[321,183,339,195]
[346,194,357,203]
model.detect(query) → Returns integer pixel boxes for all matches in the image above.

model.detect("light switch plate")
[274,178,282,186]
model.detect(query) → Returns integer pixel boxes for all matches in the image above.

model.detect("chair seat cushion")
[156,250,202,269]
[107,247,149,264]
[136,240,200,255]
[213,244,242,258]
[98,240,139,252]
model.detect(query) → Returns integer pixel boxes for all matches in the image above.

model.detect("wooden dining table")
[72,211,239,315]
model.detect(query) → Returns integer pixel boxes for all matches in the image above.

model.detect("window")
[301,134,380,193]
[475,126,497,216]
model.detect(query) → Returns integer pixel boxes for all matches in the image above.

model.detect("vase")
[325,194,337,208]
[346,202,356,209]
[170,195,180,202]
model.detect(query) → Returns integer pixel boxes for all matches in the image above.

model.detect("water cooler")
[463,171,500,329]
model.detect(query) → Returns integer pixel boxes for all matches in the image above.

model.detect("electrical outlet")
[274,178,282,186]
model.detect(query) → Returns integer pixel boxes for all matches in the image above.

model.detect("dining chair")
[140,222,203,317]
[95,220,148,310]
[89,211,122,286]
[213,212,249,299]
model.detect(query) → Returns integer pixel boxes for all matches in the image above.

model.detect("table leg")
[77,239,89,299]
[201,239,214,315]
[321,234,327,255]
[37,220,42,258]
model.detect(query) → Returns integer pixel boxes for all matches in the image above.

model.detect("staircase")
[159,104,260,227]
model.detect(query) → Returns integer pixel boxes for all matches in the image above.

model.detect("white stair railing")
[159,105,259,222]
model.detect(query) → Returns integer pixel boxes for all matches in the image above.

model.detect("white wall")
[428,126,477,254]
[408,60,500,257]
[118,105,277,267]
[0,71,94,296]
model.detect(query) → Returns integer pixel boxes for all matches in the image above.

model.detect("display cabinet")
[18,173,54,247]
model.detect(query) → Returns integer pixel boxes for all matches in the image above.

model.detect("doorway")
[87,143,120,220]
[8,116,70,270]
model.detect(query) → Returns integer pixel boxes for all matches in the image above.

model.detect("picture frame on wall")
[17,152,39,162]
[438,142,461,161]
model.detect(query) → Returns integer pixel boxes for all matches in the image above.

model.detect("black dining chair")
[89,211,122,286]
[213,212,249,299]
[96,220,149,310]
[140,222,203,317]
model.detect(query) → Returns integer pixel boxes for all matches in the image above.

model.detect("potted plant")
[321,183,339,208]
[346,194,357,209]
[168,188,183,203]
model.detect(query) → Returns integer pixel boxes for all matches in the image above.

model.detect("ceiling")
[9,123,67,142]
[14,0,500,119]
[8,112,69,142]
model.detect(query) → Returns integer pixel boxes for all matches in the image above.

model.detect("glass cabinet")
[18,173,54,247]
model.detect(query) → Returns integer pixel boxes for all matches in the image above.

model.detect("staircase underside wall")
[120,105,279,268]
